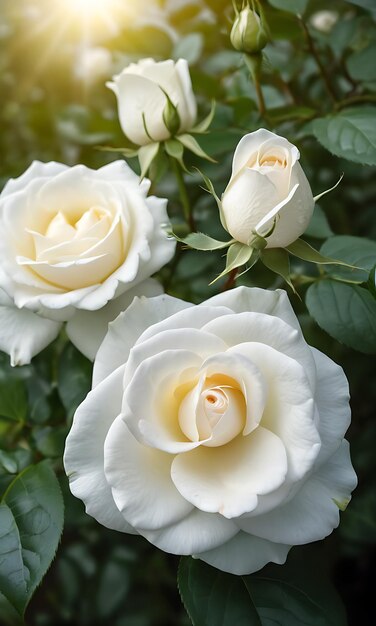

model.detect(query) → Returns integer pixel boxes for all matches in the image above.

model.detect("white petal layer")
[104,415,193,531]
[311,347,351,466]
[63,365,135,534]
[195,531,291,575]
[228,342,321,481]
[202,311,316,390]
[203,287,301,331]
[231,129,299,178]
[171,427,287,519]
[93,294,191,386]
[0,288,61,365]
[239,440,357,544]
[141,507,238,556]
[66,278,163,360]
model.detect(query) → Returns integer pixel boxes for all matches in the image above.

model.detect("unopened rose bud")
[230,5,268,55]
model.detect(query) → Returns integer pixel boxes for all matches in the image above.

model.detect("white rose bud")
[222,129,315,248]
[230,6,268,55]
[107,58,197,146]
[64,286,357,575]
[0,160,175,365]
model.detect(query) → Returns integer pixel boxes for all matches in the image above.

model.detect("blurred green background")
[1,0,375,624]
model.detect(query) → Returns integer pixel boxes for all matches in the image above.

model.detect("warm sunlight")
[54,0,136,40]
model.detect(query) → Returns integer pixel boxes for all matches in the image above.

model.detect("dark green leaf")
[178,557,261,626]
[245,546,347,626]
[304,205,334,239]
[0,450,32,476]
[345,0,376,10]
[320,236,376,283]
[268,0,309,14]
[312,107,376,166]
[0,379,27,422]
[346,43,376,82]
[306,280,376,353]
[0,461,64,616]
[57,343,92,421]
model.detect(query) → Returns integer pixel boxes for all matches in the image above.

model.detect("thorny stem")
[299,17,338,104]
[169,156,195,231]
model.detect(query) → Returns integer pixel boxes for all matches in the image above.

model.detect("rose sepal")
[287,238,362,272]
[209,243,259,285]
[170,230,235,251]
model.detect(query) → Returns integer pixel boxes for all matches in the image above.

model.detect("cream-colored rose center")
[178,374,246,448]
[19,204,125,290]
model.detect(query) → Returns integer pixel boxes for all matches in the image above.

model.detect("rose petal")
[0,287,62,366]
[239,440,357,544]
[195,531,290,576]
[171,426,287,518]
[104,414,193,531]
[93,293,192,386]
[66,279,163,360]
[63,364,136,534]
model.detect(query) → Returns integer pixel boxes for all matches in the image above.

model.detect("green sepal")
[177,133,217,162]
[210,243,257,285]
[138,142,160,179]
[164,139,188,172]
[313,173,343,203]
[261,248,297,293]
[191,100,216,134]
[287,238,361,270]
[96,145,139,158]
[170,230,234,251]
[194,168,227,230]
[161,88,181,136]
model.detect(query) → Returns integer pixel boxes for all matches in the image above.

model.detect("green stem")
[335,93,376,110]
[169,156,195,231]
[244,53,267,119]
[299,17,338,104]
[254,74,266,118]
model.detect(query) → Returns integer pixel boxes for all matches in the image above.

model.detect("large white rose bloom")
[0,160,175,365]
[107,58,197,146]
[221,129,315,248]
[64,287,357,575]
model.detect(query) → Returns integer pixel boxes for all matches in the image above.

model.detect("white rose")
[0,160,174,365]
[64,286,356,575]
[107,58,197,146]
[221,129,315,248]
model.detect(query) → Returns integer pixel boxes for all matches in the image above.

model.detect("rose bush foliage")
[0,160,174,364]
[64,286,356,575]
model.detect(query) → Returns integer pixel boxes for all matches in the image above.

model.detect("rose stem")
[254,75,267,118]
[169,156,196,232]
[299,17,338,104]
[221,268,239,291]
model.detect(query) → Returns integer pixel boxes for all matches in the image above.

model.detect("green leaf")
[267,104,316,123]
[268,0,309,15]
[191,100,216,134]
[245,546,347,626]
[0,379,27,422]
[320,235,376,283]
[178,557,262,626]
[346,43,376,82]
[287,238,359,270]
[0,461,64,616]
[57,343,92,421]
[177,134,216,162]
[345,0,376,10]
[306,280,376,353]
[261,248,296,292]
[172,33,204,65]
[304,205,333,239]
[173,231,234,251]
[210,243,256,285]
[96,145,138,157]
[312,107,376,166]
[0,450,32,476]
[138,142,160,179]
